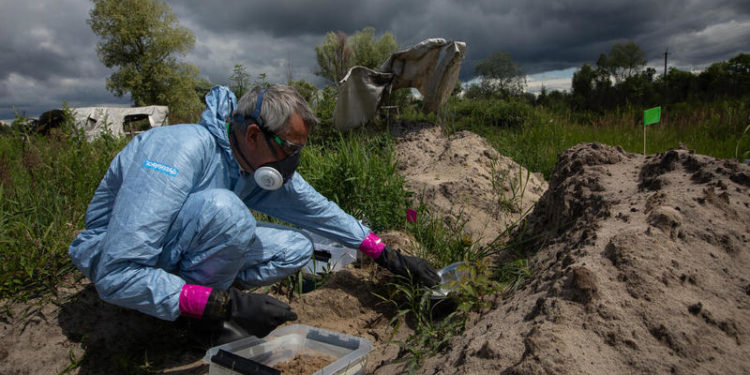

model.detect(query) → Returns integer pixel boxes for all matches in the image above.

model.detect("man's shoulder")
[139,124,216,150]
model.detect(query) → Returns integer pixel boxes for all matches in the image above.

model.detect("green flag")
[644,106,661,126]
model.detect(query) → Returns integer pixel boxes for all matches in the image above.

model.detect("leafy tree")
[727,53,750,95]
[617,67,657,106]
[473,51,526,97]
[596,41,647,83]
[229,64,251,99]
[572,63,596,107]
[288,79,318,105]
[314,27,398,85]
[661,67,697,103]
[88,0,202,122]
[349,27,397,69]
[572,62,615,111]
[251,73,270,90]
[315,31,351,85]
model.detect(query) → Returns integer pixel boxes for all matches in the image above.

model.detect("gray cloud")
[1,0,749,119]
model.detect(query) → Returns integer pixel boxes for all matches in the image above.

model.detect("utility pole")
[661,48,669,117]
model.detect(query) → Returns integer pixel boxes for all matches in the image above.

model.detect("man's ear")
[244,123,262,144]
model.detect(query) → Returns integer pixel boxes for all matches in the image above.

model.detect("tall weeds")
[0,118,127,302]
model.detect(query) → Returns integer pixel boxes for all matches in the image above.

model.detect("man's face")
[244,112,310,169]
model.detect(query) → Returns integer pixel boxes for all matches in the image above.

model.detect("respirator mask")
[229,88,305,190]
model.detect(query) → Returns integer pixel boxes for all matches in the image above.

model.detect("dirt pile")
[390,120,548,245]
[420,143,750,374]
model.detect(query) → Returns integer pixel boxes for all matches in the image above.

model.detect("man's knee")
[165,189,255,287]
[184,189,248,223]
[236,226,314,286]
[283,230,314,268]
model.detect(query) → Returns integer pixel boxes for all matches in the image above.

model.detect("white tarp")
[333,38,466,130]
[72,105,169,140]
[333,67,393,131]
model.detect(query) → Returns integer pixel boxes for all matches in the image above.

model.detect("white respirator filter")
[254,166,284,190]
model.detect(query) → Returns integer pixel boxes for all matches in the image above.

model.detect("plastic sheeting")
[72,105,169,140]
[333,38,466,130]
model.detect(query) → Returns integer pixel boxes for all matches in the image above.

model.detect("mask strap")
[249,88,267,129]
[227,122,255,173]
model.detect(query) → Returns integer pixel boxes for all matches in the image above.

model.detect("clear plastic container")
[301,230,358,274]
[205,324,373,375]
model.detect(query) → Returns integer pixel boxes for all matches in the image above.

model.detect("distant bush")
[449,98,535,129]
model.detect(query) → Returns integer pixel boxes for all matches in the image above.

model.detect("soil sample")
[273,353,336,375]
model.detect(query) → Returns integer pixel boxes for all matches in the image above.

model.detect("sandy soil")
[390,120,547,245]
[3,122,749,374]
[273,353,335,374]
[419,143,750,374]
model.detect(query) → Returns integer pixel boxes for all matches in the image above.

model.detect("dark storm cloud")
[0,1,104,82]
[0,1,127,118]
[167,0,426,37]
[168,0,750,80]
[2,0,749,119]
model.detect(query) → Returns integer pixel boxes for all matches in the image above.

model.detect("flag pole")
[643,122,646,156]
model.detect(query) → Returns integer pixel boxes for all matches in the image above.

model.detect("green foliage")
[495,258,531,294]
[736,124,750,161]
[374,278,465,372]
[449,258,504,313]
[311,86,338,129]
[0,110,128,302]
[88,0,202,122]
[597,41,647,83]
[490,161,531,215]
[314,27,398,85]
[421,95,750,179]
[315,31,350,86]
[472,51,526,98]
[349,26,398,68]
[287,79,318,105]
[568,47,748,114]
[298,130,408,232]
[451,97,535,128]
[229,64,251,99]
[405,204,476,266]
[374,247,530,371]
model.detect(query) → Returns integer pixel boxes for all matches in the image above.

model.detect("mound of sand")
[420,143,750,374]
[390,120,548,245]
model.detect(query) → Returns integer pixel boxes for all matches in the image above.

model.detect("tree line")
[466,39,749,116]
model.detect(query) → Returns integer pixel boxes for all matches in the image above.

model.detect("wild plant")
[735,124,750,162]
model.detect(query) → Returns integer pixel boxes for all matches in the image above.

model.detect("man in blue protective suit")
[69,84,439,341]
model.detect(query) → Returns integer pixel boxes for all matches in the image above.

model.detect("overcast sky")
[1,0,749,120]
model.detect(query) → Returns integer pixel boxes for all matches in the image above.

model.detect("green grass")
[300,128,409,232]
[0,120,127,303]
[410,96,750,179]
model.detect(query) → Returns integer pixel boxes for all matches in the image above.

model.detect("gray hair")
[232,84,317,135]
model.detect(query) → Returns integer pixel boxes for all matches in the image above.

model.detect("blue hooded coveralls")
[69,87,371,321]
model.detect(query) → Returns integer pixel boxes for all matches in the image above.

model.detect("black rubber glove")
[375,246,441,287]
[203,288,297,338]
